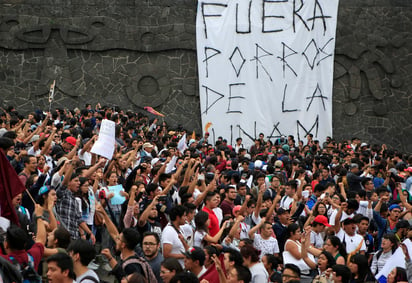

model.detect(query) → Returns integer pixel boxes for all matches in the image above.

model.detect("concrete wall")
[0,0,411,152]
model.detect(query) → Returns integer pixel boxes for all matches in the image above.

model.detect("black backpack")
[79,275,110,283]
[9,253,41,283]
[0,256,22,283]
[122,255,157,283]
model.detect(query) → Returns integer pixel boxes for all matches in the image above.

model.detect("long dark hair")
[328,235,347,259]
[75,177,90,211]
[350,254,373,282]
[320,251,336,269]
[286,223,300,239]
[393,267,407,282]
[195,211,209,232]
[313,201,328,217]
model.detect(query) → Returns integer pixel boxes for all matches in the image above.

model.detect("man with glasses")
[281,263,300,283]
[142,232,163,283]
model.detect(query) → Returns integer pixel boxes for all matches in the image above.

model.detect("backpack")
[0,256,22,283]
[79,274,111,283]
[122,255,158,283]
[9,253,41,283]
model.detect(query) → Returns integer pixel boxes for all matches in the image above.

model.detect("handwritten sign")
[196,0,339,146]
[91,119,116,160]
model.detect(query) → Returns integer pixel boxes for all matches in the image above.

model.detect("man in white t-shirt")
[161,205,189,268]
[330,199,359,226]
[336,218,366,255]
[249,219,279,259]
[279,181,297,210]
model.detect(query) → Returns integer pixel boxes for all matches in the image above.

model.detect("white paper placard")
[91,119,116,160]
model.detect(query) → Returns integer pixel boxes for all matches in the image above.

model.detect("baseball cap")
[405,167,412,173]
[65,136,76,146]
[151,158,160,167]
[274,160,283,168]
[38,185,51,196]
[277,207,289,215]
[182,247,205,264]
[142,142,153,148]
[29,135,40,144]
[313,215,331,227]
[232,205,242,216]
[254,160,263,169]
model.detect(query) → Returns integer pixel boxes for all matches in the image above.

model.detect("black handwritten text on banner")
[196,0,339,146]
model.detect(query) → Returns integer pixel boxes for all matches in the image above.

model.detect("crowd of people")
[0,104,412,283]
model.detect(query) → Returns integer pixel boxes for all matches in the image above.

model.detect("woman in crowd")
[193,211,229,248]
[301,226,336,280]
[387,267,408,283]
[283,223,314,282]
[262,254,282,283]
[37,185,58,232]
[323,235,346,265]
[348,254,375,283]
[99,171,128,225]
[370,233,398,275]
[240,244,268,283]
[75,177,96,235]
[160,258,184,283]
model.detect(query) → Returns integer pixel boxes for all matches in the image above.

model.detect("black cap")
[277,208,289,215]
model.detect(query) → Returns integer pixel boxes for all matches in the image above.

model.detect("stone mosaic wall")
[0,0,411,152]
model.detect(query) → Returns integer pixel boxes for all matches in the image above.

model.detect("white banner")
[91,119,116,160]
[196,0,339,147]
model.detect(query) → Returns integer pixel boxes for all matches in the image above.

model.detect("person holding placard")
[98,171,128,226]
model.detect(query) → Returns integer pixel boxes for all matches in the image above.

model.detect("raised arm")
[253,184,265,218]
[338,182,347,200]
[61,161,74,187]
[204,220,230,243]
[228,215,244,239]
[138,196,159,227]
[95,202,119,241]
[41,127,57,155]
[248,217,266,240]
[265,192,281,219]
[301,226,317,269]
[34,205,47,245]
[82,157,107,178]
[397,184,412,211]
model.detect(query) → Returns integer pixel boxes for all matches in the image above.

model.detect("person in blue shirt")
[306,184,326,210]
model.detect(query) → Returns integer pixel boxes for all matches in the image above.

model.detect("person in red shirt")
[202,191,220,237]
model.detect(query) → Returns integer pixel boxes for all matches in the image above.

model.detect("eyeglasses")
[143,242,157,246]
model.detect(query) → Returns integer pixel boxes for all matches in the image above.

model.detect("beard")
[144,250,157,258]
